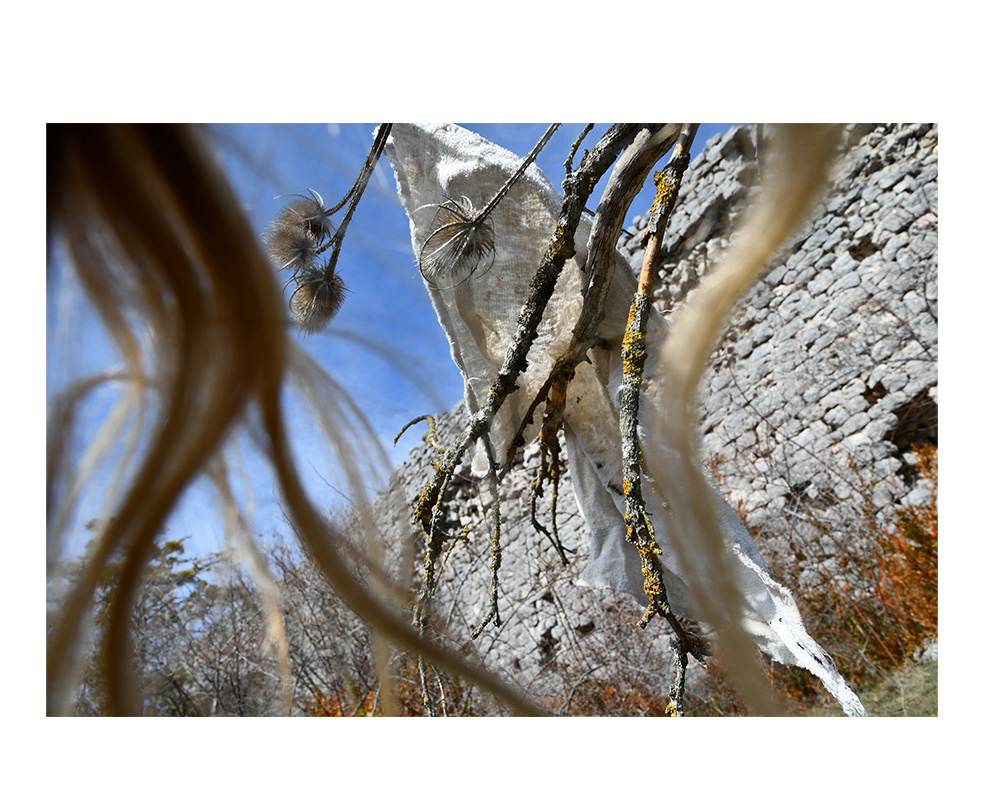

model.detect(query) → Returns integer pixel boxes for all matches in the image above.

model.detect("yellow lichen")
[652,170,679,212]
[621,296,649,378]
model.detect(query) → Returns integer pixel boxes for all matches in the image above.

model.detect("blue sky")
[47,123,735,561]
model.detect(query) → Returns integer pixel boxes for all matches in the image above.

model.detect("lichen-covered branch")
[617,125,704,711]
[471,437,504,638]
[648,125,845,715]
[619,124,698,568]
[619,123,698,557]
[638,124,699,296]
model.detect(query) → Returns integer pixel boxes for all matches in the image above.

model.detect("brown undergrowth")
[306,443,939,717]
[774,444,937,706]
[700,443,938,714]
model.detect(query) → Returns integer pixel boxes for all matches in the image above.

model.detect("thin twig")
[471,436,504,638]
[565,124,595,175]
[323,124,393,278]
[476,124,561,223]
[394,414,441,451]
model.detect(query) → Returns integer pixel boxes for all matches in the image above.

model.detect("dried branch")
[573,124,681,349]
[616,125,703,711]
[619,122,698,566]
[501,124,679,474]
[564,124,595,175]
[638,123,700,296]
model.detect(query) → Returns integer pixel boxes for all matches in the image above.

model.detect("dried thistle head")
[417,196,495,284]
[276,189,335,241]
[289,266,346,333]
[265,223,319,273]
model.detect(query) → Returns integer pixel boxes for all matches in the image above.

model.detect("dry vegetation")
[55,440,936,716]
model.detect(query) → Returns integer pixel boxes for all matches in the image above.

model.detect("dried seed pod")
[289,266,346,333]
[417,196,495,284]
[275,189,335,241]
[265,223,318,273]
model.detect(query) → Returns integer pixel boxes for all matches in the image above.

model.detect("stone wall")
[373,123,938,705]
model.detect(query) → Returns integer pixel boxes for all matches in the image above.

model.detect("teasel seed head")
[265,223,318,274]
[417,196,495,284]
[289,265,346,334]
[275,189,335,242]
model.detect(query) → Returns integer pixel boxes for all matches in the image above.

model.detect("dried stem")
[471,437,504,638]
[528,369,573,564]
[475,123,561,223]
[322,124,393,278]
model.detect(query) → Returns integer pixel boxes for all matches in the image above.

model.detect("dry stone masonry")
[373,123,938,704]
[621,124,937,537]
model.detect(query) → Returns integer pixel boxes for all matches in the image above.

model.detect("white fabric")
[383,123,865,716]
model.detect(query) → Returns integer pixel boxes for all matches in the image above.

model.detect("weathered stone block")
[839,411,871,436]
[823,405,850,427]
[807,268,836,296]
[828,271,862,294]
[795,323,820,348]
[831,252,860,275]
[866,414,899,441]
